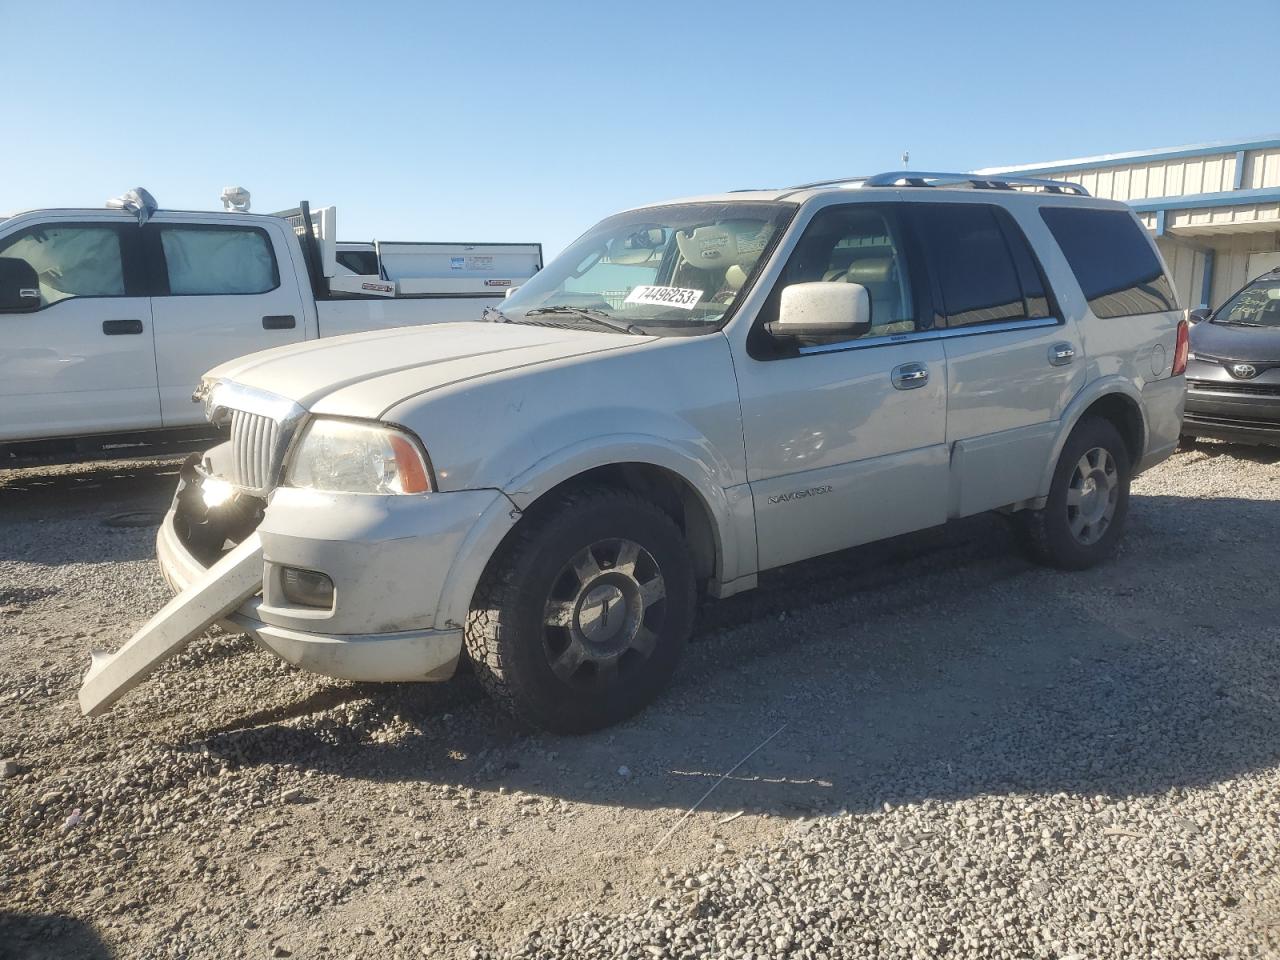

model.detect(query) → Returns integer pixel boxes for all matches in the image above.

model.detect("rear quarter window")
[1040,207,1177,318]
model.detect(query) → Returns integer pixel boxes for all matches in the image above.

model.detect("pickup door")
[0,220,160,441]
[147,219,309,426]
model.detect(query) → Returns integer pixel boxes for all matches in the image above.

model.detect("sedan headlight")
[285,418,433,495]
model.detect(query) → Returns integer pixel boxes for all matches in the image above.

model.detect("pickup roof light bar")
[787,171,1091,196]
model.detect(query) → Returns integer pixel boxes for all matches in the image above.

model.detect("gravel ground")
[1,443,1279,959]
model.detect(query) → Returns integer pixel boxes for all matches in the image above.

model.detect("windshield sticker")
[624,285,702,310]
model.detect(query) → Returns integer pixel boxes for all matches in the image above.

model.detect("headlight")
[285,418,433,495]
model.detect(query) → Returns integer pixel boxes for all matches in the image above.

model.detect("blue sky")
[2,0,1275,257]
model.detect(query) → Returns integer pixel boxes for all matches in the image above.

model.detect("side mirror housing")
[766,281,872,340]
[0,257,39,312]
[1188,307,1212,323]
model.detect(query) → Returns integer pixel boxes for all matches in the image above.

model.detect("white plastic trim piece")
[78,534,264,718]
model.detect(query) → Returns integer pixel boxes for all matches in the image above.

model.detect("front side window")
[496,201,795,336]
[914,204,1030,328]
[0,225,125,306]
[1213,277,1280,328]
[1041,206,1177,318]
[159,226,278,296]
[769,204,922,336]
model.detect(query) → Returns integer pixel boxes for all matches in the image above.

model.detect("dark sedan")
[1183,270,1280,447]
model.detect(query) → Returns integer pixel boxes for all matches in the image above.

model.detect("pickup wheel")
[465,486,696,733]
[1021,416,1132,571]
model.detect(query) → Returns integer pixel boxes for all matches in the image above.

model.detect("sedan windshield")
[496,201,795,335]
[1214,276,1280,328]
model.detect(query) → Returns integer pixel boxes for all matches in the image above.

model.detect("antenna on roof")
[901,151,909,167]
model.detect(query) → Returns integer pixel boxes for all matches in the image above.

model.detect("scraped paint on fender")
[78,534,264,718]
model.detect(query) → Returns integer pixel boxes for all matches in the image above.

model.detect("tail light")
[1172,317,1190,376]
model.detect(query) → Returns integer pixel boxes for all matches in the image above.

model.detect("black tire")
[1021,417,1132,571]
[465,486,697,733]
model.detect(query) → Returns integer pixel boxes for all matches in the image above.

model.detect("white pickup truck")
[0,199,541,459]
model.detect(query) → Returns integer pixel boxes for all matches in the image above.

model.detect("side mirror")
[0,257,39,312]
[766,281,872,340]
[1188,307,1212,323]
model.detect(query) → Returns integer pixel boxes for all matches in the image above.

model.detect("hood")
[1189,319,1280,363]
[203,322,653,419]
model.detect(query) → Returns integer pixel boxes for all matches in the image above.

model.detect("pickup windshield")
[1213,275,1280,328]
[497,201,796,335]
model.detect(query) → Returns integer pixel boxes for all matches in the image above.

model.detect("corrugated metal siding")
[1243,149,1280,190]
[1156,239,1205,308]
[1046,154,1239,200]
[1168,201,1280,232]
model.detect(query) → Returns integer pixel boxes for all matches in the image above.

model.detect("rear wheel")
[1022,417,1132,570]
[465,486,696,733]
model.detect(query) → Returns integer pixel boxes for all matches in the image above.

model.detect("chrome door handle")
[1049,343,1076,366]
[891,362,930,390]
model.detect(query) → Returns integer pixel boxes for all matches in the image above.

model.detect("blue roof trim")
[1127,186,1280,213]
[975,135,1280,177]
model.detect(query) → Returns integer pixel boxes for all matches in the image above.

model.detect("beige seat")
[830,257,915,335]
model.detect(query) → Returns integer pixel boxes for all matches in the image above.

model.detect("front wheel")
[1021,417,1132,571]
[465,486,696,733]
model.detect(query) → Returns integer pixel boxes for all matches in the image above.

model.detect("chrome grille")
[229,409,281,490]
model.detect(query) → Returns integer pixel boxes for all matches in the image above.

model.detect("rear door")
[0,218,159,441]
[147,219,308,426]
[904,200,1086,518]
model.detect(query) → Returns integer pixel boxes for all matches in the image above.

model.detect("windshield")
[496,201,795,335]
[1214,275,1280,328]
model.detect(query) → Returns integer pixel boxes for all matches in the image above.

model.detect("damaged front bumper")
[155,505,465,685]
[78,457,500,717]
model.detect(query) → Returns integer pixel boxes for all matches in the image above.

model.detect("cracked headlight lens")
[285,418,433,495]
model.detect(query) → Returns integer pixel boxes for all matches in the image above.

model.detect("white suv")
[80,172,1188,732]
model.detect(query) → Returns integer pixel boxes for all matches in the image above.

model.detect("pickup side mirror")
[765,281,872,340]
[0,257,39,312]
[1188,307,1213,323]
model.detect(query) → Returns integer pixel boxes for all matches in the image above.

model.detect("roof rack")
[863,171,1090,196]
[785,171,1090,196]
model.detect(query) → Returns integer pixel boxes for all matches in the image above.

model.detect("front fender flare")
[433,434,751,631]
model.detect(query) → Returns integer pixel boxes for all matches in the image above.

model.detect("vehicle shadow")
[193,488,1280,819]
[0,911,113,960]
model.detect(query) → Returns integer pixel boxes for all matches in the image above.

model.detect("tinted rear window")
[1040,207,1177,318]
[914,204,1028,328]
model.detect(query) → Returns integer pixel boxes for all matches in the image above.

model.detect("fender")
[1035,375,1146,498]
[505,433,749,582]
[433,433,754,632]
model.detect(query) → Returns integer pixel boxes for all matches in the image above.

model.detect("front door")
[735,202,950,571]
[147,220,308,426]
[0,220,159,441]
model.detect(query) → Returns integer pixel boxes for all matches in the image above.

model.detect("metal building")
[976,137,1280,311]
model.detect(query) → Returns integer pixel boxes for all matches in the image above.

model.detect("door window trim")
[147,222,281,297]
[0,221,146,312]
[796,315,1061,356]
